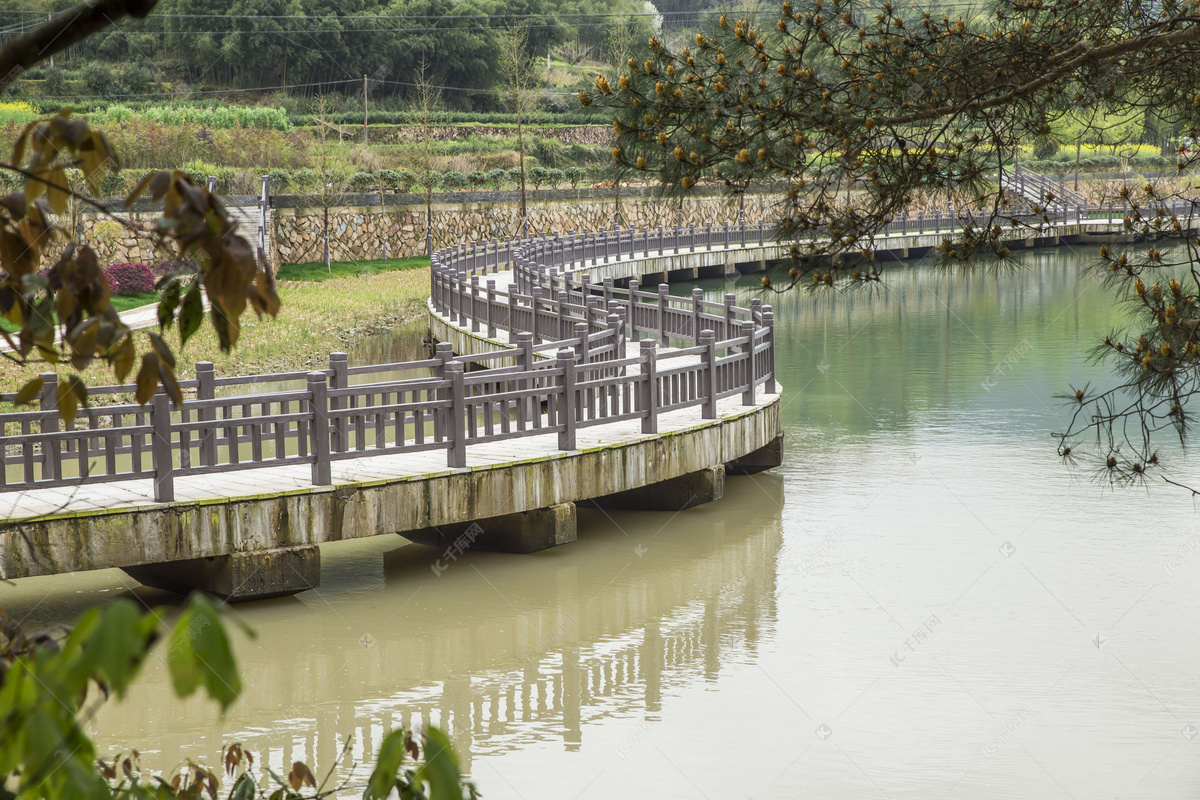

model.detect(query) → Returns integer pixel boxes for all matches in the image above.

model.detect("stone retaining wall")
[273,192,776,264]
[71,189,778,267]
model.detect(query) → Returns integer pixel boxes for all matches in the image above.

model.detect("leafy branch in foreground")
[582,0,1200,488]
[0,595,478,800]
[1,109,280,416]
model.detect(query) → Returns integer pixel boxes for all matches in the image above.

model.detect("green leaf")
[416,727,463,800]
[157,280,182,330]
[364,729,409,800]
[13,376,43,406]
[179,281,204,347]
[77,599,157,699]
[165,594,243,711]
[229,773,256,800]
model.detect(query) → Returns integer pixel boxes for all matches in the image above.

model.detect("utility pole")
[48,14,53,68]
[363,74,368,146]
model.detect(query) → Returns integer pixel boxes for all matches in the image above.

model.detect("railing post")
[446,361,467,468]
[723,293,737,340]
[557,290,569,339]
[486,279,497,338]
[470,275,480,333]
[328,352,348,452]
[740,320,756,406]
[763,308,777,394]
[575,320,591,365]
[628,279,640,341]
[433,342,453,441]
[691,287,704,342]
[151,391,174,502]
[516,332,535,427]
[658,226,664,256]
[700,329,717,419]
[658,283,670,344]
[640,339,658,434]
[603,276,614,308]
[195,361,217,466]
[607,310,624,375]
[531,287,541,343]
[307,372,332,485]
[507,283,519,334]
[39,372,59,481]
[557,348,577,451]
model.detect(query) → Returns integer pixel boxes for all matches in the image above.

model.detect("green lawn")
[276,256,430,282]
[1,291,160,333]
[112,292,161,312]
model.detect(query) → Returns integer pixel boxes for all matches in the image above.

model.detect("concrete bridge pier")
[725,434,784,475]
[588,465,725,512]
[122,544,321,602]
[724,260,739,278]
[402,503,578,554]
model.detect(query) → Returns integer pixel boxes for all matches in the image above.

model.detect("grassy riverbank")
[0,265,431,397]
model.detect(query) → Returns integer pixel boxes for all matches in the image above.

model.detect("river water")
[6,245,1200,799]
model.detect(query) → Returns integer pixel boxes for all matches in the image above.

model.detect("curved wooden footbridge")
[0,222,787,600]
[1,194,1196,600]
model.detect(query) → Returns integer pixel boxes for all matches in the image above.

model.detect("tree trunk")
[517,111,527,238]
[1080,139,1089,191]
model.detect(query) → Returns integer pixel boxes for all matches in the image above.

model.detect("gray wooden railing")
[7,193,1198,503]
[0,224,779,502]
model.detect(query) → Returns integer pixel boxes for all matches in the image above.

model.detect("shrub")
[466,170,487,190]
[485,168,506,190]
[99,171,127,197]
[104,262,155,296]
[121,63,156,95]
[42,66,65,96]
[82,62,118,98]
[265,169,291,190]
[547,168,565,188]
[348,171,376,192]
[565,166,585,188]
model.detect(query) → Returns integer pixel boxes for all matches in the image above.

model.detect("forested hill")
[0,0,669,106]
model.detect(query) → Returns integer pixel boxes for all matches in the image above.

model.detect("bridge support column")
[725,434,784,475]
[587,465,725,511]
[122,544,321,602]
[724,260,738,278]
[402,502,577,554]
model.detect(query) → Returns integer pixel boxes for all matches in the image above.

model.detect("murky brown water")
[6,246,1200,799]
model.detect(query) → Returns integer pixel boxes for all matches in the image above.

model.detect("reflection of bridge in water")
[89,474,784,788]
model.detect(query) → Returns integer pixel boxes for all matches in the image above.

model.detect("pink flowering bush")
[104,262,156,296]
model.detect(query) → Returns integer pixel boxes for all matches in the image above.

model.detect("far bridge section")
[999,163,1087,211]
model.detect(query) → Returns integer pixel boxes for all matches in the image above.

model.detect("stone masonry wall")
[272,192,776,264]
[70,189,777,268]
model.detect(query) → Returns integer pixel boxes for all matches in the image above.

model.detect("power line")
[14,75,588,101]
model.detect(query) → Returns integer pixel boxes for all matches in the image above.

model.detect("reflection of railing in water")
[93,476,783,788]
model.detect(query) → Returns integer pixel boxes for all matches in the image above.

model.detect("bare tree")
[301,96,351,272]
[498,25,541,238]
[413,58,442,256]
